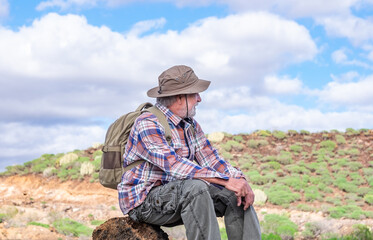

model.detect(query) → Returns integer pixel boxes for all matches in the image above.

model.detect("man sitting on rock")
[118,65,261,240]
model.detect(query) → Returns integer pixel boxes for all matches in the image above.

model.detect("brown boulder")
[92,216,169,240]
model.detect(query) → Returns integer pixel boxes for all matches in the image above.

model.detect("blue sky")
[1,0,373,171]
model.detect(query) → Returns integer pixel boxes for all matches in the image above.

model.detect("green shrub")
[334,178,358,193]
[346,128,360,136]
[350,172,366,185]
[363,168,373,176]
[53,218,93,237]
[90,220,105,226]
[247,140,260,149]
[287,165,310,174]
[343,224,373,240]
[364,194,373,205]
[304,186,322,202]
[335,135,346,144]
[300,130,310,135]
[347,148,360,156]
[276,151,293,165]
[320,140,337,151]
[262,233,281,240]
[357,187,372,197]
[288,130,298,135]
[296,204,314,212]
[302,222,322,239]
[267,161,281,170]
[272,130,287,140]
[261,214,298,239]
[28,222,50,228]
[233,135,243,142]
[266,185,300,205]
[328,205,366,219]
[279,177,306,192]
[257,130,272,137]
[290,144,303,153]
[348,162,363,171]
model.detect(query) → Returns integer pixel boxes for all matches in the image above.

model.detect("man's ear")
[176,95,183,105]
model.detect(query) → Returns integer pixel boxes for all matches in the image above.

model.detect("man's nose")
[196,93,201,102]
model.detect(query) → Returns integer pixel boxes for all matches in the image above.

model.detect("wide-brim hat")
[147,65,211,98]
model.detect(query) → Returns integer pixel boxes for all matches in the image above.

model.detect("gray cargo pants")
[128,179,261,240]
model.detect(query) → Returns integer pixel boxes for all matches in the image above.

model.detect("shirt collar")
[155,103,183,127]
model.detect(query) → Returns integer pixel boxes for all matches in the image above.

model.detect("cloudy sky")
[1,0,373,170]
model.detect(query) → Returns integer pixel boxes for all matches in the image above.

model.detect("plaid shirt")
[118,103,244,214]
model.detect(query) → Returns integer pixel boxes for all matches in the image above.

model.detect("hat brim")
[147,79,211,98]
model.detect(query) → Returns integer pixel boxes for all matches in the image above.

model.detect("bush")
[300,130,310,135]
[335,135,346,144]
[364,194,373,205]
[257,130,272,137]
[272,130,287,140]
[304,186,322,202]
[261,214,298,240]
[344,224,373,240]
[320,140,337,151]
[276,151,293,165]
[328,205,366,219]
[279,177,306,192]
[233,135,243,142]
[290,144,303,153]
[266,185,300,205]
[28,222,50,228]
[53,218,93,237]
[302,222,322,239]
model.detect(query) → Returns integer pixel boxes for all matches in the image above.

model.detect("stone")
[59,153,79,166]
[92,217,169,240]
[253,189,267,205]
[208,132,225,142]
[80,162,95,176]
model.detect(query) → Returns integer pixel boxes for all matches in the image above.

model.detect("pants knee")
[181,179,209,199]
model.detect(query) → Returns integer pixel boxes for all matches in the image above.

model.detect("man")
[118,65,261,239]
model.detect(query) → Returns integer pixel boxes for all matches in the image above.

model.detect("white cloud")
[318,74,373,109]
[317,14,373,45]
[263,75,302,95]
[331,48,372,69]
[332,49,348,63]
[330,71,359,82]
[126,18,166,37]
[36,0,364,19]
[0,12,316,123]
[0,0,9,18]
[0,122,106,171]
[198,93,373,134]
[36,0,97,11]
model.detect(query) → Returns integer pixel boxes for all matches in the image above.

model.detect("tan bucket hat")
[147,65,211,98]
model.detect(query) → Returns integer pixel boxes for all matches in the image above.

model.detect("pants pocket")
[153,182,179,215]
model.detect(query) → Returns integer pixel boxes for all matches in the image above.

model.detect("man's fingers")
[237,196,242,206]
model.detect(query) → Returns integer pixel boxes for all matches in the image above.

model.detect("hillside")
[0,128,373,239]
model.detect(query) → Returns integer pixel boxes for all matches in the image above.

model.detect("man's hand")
[224,178,255,210]
[198,177,255,210]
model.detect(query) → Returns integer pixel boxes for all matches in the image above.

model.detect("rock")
[253,189,267,205]
[92,217,169,240]
[42,167,56,177]
[80,162,95,176]
[59,153,79,166]
[208,132,225,142]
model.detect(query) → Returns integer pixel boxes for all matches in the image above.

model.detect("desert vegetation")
[1,128,373,239]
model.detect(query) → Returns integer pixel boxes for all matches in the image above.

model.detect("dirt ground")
[0,174,372,239]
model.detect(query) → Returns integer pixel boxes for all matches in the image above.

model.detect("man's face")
[182,93,201,118]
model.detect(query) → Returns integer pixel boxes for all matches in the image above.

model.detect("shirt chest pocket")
[171,139,192,159]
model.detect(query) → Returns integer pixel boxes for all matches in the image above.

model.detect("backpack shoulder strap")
[147,106,172,145]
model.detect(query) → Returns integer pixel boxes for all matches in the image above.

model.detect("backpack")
[99,102,172,189]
